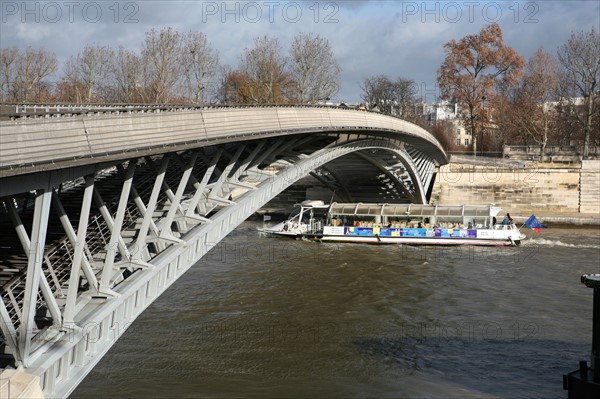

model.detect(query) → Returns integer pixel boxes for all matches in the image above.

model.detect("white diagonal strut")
[185,149,222,219]
[63,175,95,325]
[99,161,136,295]
[132,155,169,263]
[17,189,52,366]
[159,152,198,240]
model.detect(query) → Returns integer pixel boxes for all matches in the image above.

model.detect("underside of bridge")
[0,106,446,397]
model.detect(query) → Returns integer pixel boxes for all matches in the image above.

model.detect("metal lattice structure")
[0,105,447,397]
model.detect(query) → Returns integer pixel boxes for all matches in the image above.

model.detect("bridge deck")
[0,105,446,178]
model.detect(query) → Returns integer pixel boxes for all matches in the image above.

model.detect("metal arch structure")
[0,105,447,397]
[318,145,436,204]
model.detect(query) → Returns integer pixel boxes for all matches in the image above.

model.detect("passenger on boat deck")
[502,213,512,225]
[417,222,423,228]
[355,221,360,227]
[468,222,473,229]
[386,222,392,228]
[492,217,497,227]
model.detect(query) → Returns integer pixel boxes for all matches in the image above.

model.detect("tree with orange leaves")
[438,23,524,156]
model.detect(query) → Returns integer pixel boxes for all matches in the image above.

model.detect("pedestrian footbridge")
[0,104,447,397]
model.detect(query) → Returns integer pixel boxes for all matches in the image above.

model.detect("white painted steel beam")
[50,186,99,293]
[0,295,21,365]
[143,155,188,232]
[117,164,160,238]
[169,152,211,225]
[18,189,52,367]
[99,161,136,295]
[132,155,169,263]
[63,175,95,325]
[159,152,198,240]
[4,199,62,328]
[92,184,132,264]
[185,150,222,219]
[207,145,245,204]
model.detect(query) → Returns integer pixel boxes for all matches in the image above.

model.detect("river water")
[73,223,600,399]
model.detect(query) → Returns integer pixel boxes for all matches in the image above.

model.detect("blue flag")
[524,214,547,230]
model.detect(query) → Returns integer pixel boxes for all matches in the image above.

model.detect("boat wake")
[522,237,600,249]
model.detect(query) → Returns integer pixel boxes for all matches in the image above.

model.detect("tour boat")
[262,200,526,246]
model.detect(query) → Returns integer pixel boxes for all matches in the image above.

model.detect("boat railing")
[309,219,323,234]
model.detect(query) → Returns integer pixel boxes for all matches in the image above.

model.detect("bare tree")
[141,27,182,103]
[498,48,560,153]
[290,32,340,103]
[557,27,600,158]
[360,75,396,113]
[438,23,524,156]
[180,31,219,104]
[111,47,144,103]
[63,45,115,103]
[360,75,417,117]
[14,47,58,102]
[218,66,249,104]
[0,47,19,101]
[238,35,292,104]
[394,77,419,119]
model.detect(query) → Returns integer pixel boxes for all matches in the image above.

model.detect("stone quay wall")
[431,158,600,221]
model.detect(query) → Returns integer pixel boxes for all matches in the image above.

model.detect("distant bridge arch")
[0,105,447,397]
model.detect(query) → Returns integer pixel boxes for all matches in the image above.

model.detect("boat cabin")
[328,203,503,230]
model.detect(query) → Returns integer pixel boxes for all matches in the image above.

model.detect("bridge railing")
[503,145,600,162]
[0,103,366,120]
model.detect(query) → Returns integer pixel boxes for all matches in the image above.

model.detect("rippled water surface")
[73,223,600,398]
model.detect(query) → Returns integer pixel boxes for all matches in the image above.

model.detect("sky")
[1,0,599,103]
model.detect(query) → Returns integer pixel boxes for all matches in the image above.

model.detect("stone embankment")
[431,157,600,225]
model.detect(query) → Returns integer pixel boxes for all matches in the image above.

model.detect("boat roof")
[328,203,501,218]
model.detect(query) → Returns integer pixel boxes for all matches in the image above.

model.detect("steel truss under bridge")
[0,105,447,397]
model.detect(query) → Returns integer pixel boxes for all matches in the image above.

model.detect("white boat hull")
[318,235,518,246]
[267,226,524,246]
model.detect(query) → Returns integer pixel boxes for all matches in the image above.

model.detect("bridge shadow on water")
[354,335,587,399]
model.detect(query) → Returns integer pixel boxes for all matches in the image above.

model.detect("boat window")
[446,207,463,217]
[301,212,310,224]
[382,204,410,216]
[355,205,378,215]
[287,207,301,220]
[421,207,436,216]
